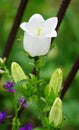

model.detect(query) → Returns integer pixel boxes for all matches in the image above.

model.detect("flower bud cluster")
[48,68,63,128]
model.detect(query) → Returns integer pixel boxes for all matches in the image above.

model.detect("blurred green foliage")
[0,0,79,130]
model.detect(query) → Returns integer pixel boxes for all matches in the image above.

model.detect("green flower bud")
[0,69,4,74]
[49,97,63,128]
[49,68,63,98]
[11,62,28,83]
[0,58,3,64]
[0,57,6,66]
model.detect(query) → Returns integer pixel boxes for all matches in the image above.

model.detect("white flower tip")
[53,17,58,29]
[20,22,27,32]
[29,13,44,23]
[55,17,58,22]
[53,17,58,24]
[30,13,43,18]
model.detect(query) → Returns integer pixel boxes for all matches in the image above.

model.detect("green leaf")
[33,128,46,130]
[14,79,37,98]
[45,84,55,104]
[29,73,38,84]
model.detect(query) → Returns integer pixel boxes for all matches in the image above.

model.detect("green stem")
[38,79,44,124]
[12,94,20,130]
[34,58,48,127]
[3,65,20,130]
[34,57,40,77]
[12,117,20,130]
[4,65,12,80]
[49,126,61,130]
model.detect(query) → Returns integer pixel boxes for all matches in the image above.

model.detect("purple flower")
[20,123,33,130]
[19,97,28,108]
[3,81,16,93]
[0,111,7,124]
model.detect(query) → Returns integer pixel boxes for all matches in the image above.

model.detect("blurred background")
[0,0,79,129]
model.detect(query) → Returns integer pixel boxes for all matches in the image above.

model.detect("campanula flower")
[4,81,16,93]
[20,14,58,57]
[0,111,7,124]
[20,123,33,130]
[19,97,28,108]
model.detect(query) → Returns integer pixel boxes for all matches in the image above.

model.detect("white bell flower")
[20,14,58,57]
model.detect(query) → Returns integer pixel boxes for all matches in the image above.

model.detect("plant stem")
[4,66,12,80]
[34,58,47,127]
[12,94,20,130]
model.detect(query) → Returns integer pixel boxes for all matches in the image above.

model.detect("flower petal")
[39,17,58,37]
[26,14,45,35]
[23,32,51,57]
[46,30,57,37]
[20,123,33,130]
[0,111,7,124]
[45,17,58,29]
[20,22,28,31]
[29,14,44,24]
